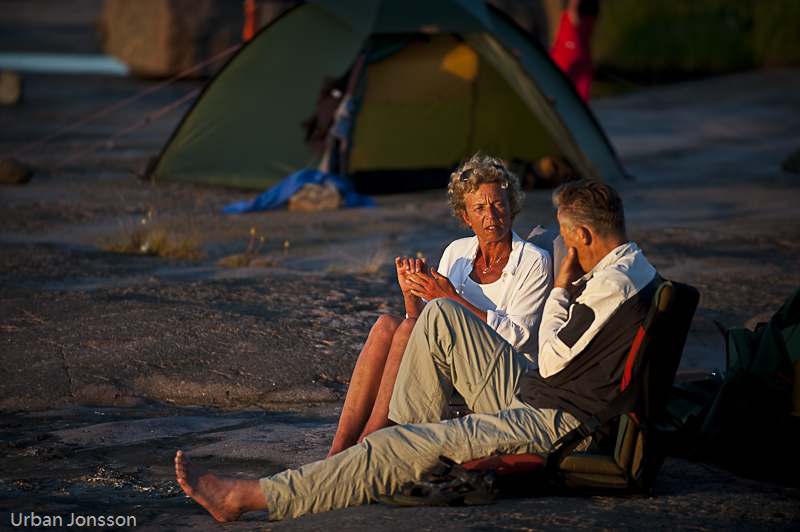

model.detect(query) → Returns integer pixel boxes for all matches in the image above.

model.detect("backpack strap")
[540,373,643,481]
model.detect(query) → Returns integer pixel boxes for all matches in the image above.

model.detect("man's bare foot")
[175,450,266,522]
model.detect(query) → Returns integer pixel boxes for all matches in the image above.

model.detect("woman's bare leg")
[327,314,403,457]
[175,450,267,522]
[358,317,417,442]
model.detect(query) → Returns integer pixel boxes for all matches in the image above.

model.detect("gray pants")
[260,299,582,520]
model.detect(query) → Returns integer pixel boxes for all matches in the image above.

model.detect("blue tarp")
[222,169,375,213]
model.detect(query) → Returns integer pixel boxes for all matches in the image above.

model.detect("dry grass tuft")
[356,249,390,275]
[106,211,204,259]
[218,253,251,267]
[219,228,282,267]
[326,248,391,276]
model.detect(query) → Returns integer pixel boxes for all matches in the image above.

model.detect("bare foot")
[174,450,266,522]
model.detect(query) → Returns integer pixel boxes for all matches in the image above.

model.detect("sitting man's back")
[521,180,660,423]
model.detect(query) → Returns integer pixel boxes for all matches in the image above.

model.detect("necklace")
[481,250,509,274]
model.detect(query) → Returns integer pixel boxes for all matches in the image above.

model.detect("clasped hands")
[395,257,458,301]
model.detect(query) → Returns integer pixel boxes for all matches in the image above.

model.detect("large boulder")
[0,158,32,185]
[0,70,22,105]
[98,0,243,78]
[287,180,342,211]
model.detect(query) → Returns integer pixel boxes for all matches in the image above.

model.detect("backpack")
[688,285,800,486]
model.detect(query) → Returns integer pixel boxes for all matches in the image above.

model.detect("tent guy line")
[51,88,202,171]
[4,43,241,161]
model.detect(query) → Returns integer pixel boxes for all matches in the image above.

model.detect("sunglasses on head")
[459,164,507,181]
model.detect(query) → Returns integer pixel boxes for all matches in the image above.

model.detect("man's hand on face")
[554,247,585,297]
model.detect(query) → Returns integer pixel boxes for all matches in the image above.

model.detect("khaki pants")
[260,299,582,520]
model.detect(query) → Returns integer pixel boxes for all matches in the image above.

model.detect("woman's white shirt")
[438,230,552,364]
[462,276,504,314]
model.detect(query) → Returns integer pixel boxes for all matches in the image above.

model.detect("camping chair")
[464,279,700,497]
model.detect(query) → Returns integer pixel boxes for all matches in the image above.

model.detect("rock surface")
[0,1,799,528]
[1,67,799,530]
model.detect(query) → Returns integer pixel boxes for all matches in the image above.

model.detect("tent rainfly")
[153,0,625,193]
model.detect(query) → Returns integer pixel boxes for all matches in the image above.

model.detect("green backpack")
[689,285,800,485]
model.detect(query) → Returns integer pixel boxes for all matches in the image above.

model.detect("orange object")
[243,0,259,42]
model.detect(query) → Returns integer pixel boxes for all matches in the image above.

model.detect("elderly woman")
[327,154,552,457]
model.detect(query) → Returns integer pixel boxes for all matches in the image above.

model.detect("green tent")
[153,0,625,191]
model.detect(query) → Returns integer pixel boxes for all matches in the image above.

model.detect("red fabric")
[622,326,646,391]
[461,454,544,476]
[243,0,259,42]
[549,12,596,101]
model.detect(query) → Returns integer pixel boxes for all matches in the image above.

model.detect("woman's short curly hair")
[447,153,525,229]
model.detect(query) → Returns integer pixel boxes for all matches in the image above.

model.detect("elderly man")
[175,179,661,522]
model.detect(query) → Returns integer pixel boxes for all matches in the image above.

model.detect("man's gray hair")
[553,179,626,240]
